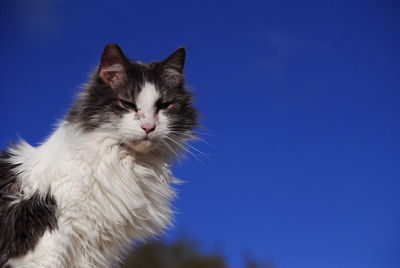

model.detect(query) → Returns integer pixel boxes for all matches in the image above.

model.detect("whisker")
[158,138,182,159]
[162,135,206,166]
[168,131,212,147]
[167,133,209,159]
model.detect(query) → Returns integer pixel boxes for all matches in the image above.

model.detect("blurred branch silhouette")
[120,237,272,268]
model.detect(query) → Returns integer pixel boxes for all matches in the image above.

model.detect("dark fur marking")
[0,150,58,267]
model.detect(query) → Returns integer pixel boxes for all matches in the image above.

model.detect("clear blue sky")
[1,1,399,267]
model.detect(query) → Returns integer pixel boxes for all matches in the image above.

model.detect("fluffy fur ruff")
[4,123,177,267]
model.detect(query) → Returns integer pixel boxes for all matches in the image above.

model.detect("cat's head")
[67,44,198,154]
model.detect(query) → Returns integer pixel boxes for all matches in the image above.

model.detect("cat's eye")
[156,101,172,111]
[120,100,138,111]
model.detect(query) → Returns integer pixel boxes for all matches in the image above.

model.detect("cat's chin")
[128,139,154,153]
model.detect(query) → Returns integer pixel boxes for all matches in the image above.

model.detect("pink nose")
[141,123,156,134]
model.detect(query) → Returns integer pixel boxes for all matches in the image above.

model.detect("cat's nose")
[141,123,156,134]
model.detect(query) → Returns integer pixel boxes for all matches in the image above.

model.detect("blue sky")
[1,1,399,267]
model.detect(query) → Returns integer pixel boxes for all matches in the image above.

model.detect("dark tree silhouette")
[120,238,272,268]
[121,239,225,268]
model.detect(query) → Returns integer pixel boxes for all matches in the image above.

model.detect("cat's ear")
[99,43,129,88]
[161,47,185,87]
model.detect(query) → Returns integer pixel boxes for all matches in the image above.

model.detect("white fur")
[136,82,159,115]
[6,84,179,267]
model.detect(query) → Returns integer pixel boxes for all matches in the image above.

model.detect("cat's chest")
[55,153,174,231]
[68,158,149,207]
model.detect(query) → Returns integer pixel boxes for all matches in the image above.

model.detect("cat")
[0,44,198,267]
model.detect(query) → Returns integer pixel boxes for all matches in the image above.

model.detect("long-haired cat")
[0,44,198,267]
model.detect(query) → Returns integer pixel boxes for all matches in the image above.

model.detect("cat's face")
[67,44,198,154]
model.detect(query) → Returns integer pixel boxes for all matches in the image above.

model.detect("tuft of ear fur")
[99,43,129,88]
[161,47,186,87]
